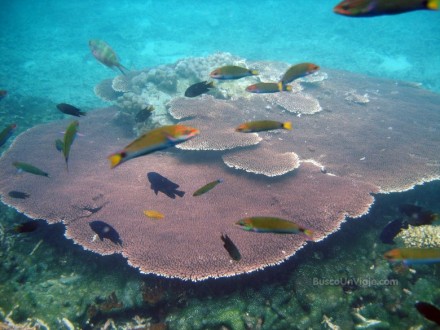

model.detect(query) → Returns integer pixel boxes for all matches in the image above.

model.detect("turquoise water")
[1,1,440,106]
[1,1,440,329]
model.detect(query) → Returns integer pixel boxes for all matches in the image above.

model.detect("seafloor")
[0,177,439,329]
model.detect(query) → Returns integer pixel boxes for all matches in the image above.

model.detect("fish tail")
[303,229,314,240]
[207,81,215,88]
[277,82,283,92]
[117,64,129,75]
[427,0,438,10]
[250,69,259,76]
[108,153,123,169]
[79,111,87,116]
[175,190,185,198]
[282,122,292,130]
[284,85,292,91]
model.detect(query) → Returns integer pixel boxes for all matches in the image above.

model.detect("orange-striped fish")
[334,0,438,17]
[89,39,128,75]
[246,82,292,93]
[281,63,320,85]
[384,248,440,265]
[108,124,199,168]
[210,65,258,80]
[236,120,292,133]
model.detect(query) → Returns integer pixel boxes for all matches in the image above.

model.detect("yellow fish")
[108,124,200,168]
[143,210,164,219]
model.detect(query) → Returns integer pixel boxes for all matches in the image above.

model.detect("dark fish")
[415,301,440,326]
[55,139,64,152]
[13,161,49,177]
[0,90,7,100]
[185,81,215,97]
[147,172,185,199]
[8,190,30,199]
[334,0,438,17]
[221,233,241,261]
[379,218,408,244]
[56,103,86,117]
[135,105,155,123]
[89,220,122,246]
[399,204,439,226]
[14,220,39,233]
[0,123,17,148]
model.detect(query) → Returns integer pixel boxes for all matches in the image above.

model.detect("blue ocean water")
[1,1,440,329]
[1,1,439,107]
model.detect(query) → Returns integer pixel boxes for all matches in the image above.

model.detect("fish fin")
[427,0,439,10]
[175,190,185,198]
[250,69,259,75]
[108,153,123,169]
[283,122,292,130]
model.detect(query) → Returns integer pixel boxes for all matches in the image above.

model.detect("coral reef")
[0,108,378,280]
[395,225,440,248]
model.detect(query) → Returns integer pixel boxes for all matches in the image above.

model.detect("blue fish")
[89,220,122,246]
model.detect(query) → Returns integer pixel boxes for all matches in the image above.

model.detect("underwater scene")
[1,1,440,329]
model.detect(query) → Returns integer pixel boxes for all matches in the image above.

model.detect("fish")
[245,82,292,93]
[281,63,320,85]
[56,103,86,117]
[14,220,39,233]
[135,105,155,123]
[63,120,79,170]
[415,301,440,326]
[221,233,241,261]
[235,120,292,133]
[147,172,185,199]
[185,81,215,97]
[0,124,17,148]
[89,39,129,75]
[8,190,30,199]
[210,65,259,80]
[379,218,408,244]
[236,217,314,238]
[143,210,165,219]
[0,90,7,100]
[384,248,440,265]
[333,0,439,17]
[399,204,439,226]
[89,220,122,246]
[108,124,199,168]
[193,179,223,197]
[55,139,64,152]
[13,161,49,177]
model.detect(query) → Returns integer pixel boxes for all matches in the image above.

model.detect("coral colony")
[0,54,439,283]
